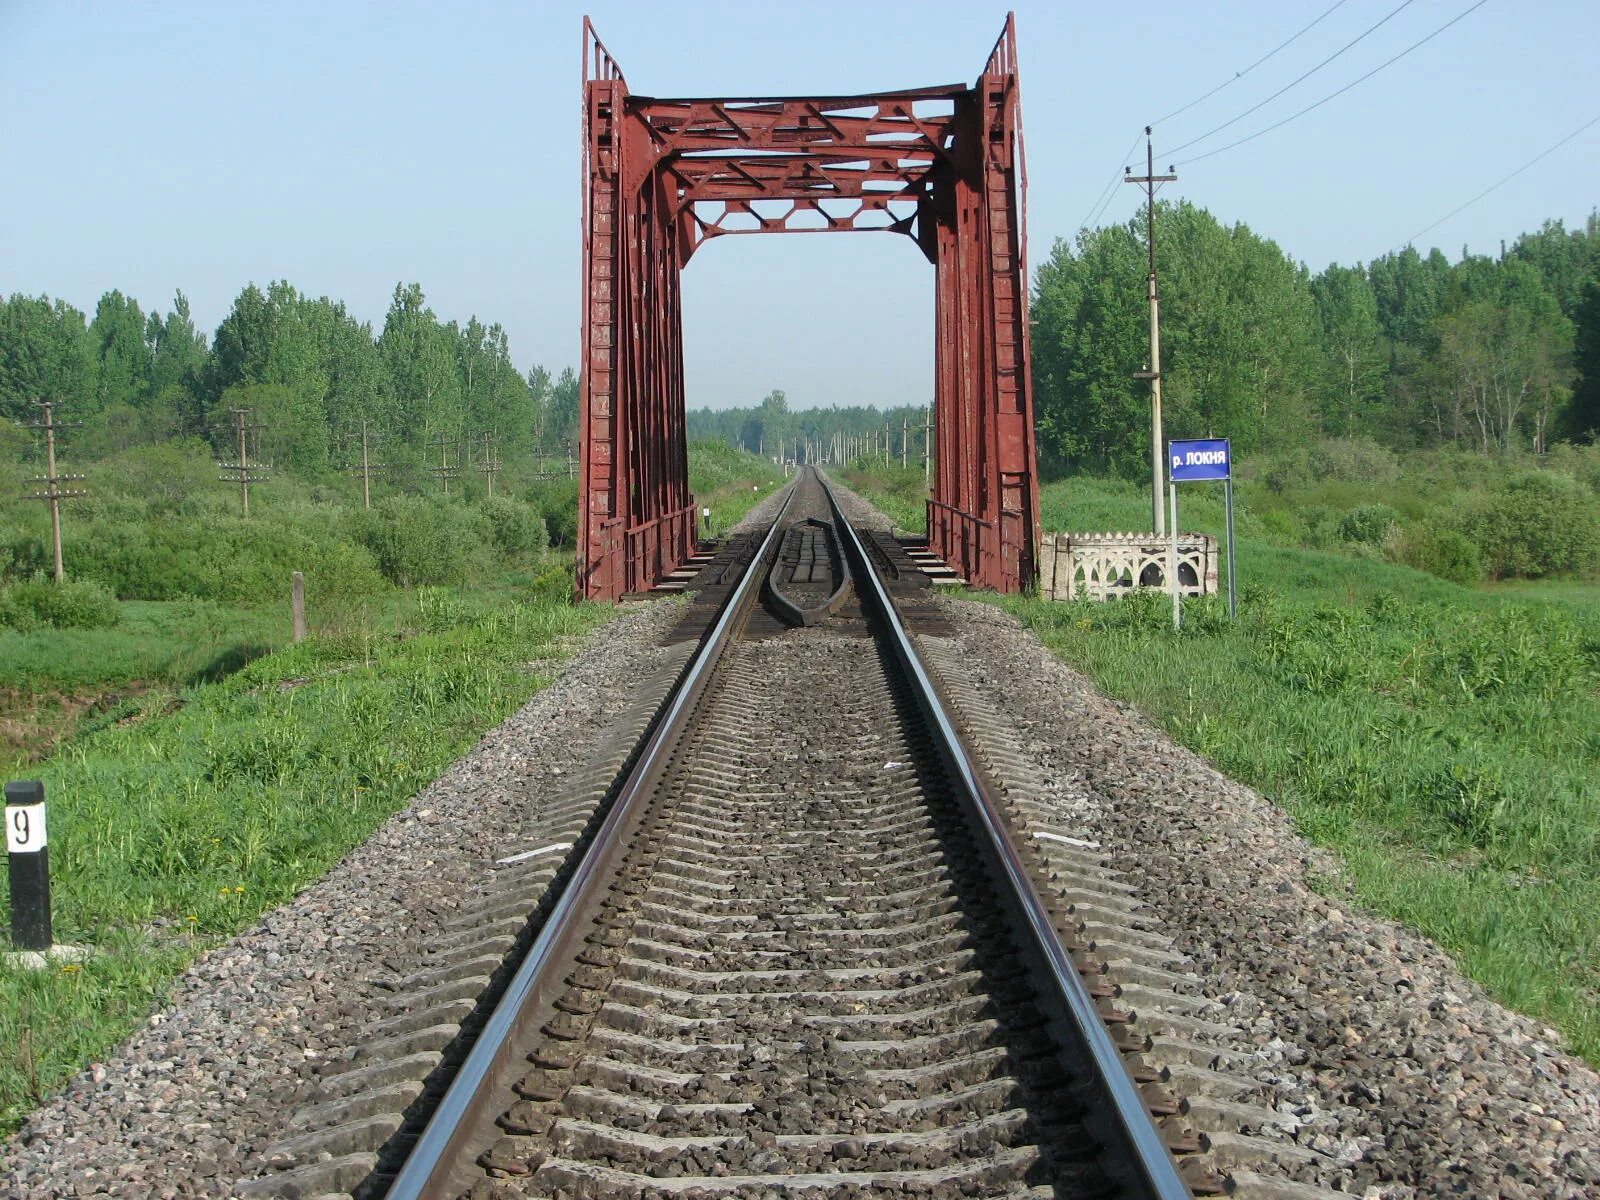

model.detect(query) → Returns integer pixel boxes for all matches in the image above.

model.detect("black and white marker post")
[5,780,52,951]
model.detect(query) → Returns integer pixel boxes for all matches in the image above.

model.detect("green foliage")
[61,506,385,603]
[480,494,544,558]
[348,496,480,587]
[1032,204,1596,471]
[1458,472,1600,579]
[686,440,787,536]
[0,578,119,631]
[1336,503,1398,545]
[1035,201,1319,474]
[1394,525,1483,585]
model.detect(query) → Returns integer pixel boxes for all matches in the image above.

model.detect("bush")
[480,496,544,558]
[0,578,120,630]
[66,509,386,603]
[349,496,482,587]
[1456,472,1600,579]
[1260,437,1401,493]
[1394,525,1483,585]
[1338,503,1399,546]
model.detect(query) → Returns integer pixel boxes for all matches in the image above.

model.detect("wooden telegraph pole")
[431,431,460,495]
[1125,126,1177,535]
[23,402,88,582]
[218,407,269,516]
[478,430,502,497]
[344,419,387,509]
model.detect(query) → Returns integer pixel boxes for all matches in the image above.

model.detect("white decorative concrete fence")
[1038,532,1218,601]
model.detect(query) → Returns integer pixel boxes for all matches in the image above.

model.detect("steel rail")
[385,482,800,1200]
[821,474,1194,1200]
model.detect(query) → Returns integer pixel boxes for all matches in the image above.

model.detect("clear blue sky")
[2,1,1596,410]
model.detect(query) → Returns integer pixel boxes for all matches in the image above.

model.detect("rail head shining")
[385,483,798,1200]
[822,477,1194,1200]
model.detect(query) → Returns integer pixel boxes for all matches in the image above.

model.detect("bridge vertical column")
[977,63,1039,592]
[581,75,626,601]
[924,35,1038,594]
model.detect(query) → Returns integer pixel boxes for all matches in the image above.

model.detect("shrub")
[1456,472,1600,579]
[1542,443,1600,496]
[349,496,481,587]
[1338,503,1399,546]
[480,496,544,559]
[1260,437,1401,492]
[67,508,385,603]
[1394,525,1482,585]
[0,578,120,630]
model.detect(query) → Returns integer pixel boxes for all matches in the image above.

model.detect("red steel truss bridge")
[579,12,1040,601]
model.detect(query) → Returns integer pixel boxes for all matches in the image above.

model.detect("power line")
[1405,111,1600,247]
[1173,0,1490,168]
[1164,0,1416,159]
[1151,0,1351,128]
[1078,131,1144,232]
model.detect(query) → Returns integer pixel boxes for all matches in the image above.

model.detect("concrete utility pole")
[23,402,88,582]
[922,408,933,483]
[218,407,269,516]
[902,415,909,468]
[1126,126,1177,535]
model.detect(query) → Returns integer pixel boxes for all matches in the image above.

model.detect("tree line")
[0,281,580,473]
[1033,205,1600,475]
[688,390,931,463]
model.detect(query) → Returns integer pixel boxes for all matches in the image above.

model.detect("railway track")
[241,469,1335,1200]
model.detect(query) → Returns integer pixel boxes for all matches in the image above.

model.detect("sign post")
[1167,438,1237,623]
[5,780,51,951]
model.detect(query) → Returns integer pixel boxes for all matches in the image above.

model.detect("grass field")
[845,466,1600,1063]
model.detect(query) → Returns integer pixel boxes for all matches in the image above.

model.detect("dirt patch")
[0,683,161,769]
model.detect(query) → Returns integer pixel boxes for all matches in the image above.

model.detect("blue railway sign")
[1169,438,1230,482]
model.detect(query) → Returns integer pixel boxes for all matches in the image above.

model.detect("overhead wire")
[1173,0,1491,167]
[1404,111,1600,247]
[1163,0,1416,159]
[1151,0,1351,128]
[1077,131,1145,233]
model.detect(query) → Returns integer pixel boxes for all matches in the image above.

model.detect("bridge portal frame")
[580,14,1039,600]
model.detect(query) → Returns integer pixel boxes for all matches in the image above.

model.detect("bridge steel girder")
[579,14,1039,601]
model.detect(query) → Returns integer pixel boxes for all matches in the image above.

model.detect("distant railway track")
[241,469,1333,1200]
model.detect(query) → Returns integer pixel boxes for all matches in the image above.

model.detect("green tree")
[145,291,208,432]
[379,282,461,447]
[1310,264,1387,436]
[1509,214,1600,317]
[1567,280,1600,441]
[1369,246,1452,347]
[0,294,97,419]
[89,290,150,411]
[1031,223,1147,474]
[1431,261,1573,453]
[544,367,579,447]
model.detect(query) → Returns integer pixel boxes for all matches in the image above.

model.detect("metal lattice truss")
[580,14,1040,601]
